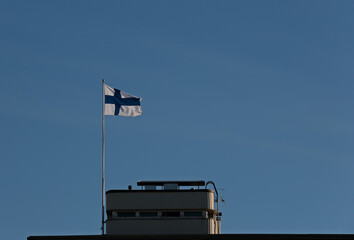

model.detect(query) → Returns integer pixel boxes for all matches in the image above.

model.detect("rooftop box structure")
[106,180,221,235]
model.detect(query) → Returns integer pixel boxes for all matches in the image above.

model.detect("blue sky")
[1,0,354,239]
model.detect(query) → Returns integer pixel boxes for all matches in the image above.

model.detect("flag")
[104,84,142,117]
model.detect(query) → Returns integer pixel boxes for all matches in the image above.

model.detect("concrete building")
[106,180,221,235]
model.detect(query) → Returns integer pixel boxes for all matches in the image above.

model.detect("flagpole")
[101,79,105,235]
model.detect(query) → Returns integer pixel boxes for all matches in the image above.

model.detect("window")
[140,212,158,217]
[162,211,180,217]
[184,211,203,217]
[116,212,136,217]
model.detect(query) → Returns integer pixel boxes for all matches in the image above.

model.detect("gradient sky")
[1,1,354,239]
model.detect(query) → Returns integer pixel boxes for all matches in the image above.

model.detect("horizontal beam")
[137,181,205,187]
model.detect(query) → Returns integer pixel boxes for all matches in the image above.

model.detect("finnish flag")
[104,84,142,117]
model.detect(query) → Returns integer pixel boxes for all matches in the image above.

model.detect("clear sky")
[1,0,354,239]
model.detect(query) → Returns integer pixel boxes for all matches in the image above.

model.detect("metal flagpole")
[101,79,105,235]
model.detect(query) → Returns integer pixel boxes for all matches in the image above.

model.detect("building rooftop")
[27,234,354,240]
[105,180,219,235]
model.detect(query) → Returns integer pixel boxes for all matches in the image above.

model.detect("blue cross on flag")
[104,84,142,117]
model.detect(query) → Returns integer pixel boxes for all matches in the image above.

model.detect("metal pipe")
[205,181,219,234]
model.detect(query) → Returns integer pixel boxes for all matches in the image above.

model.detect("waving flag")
[104,84,142,117]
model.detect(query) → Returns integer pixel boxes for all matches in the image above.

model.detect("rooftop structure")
[106,180,221,235]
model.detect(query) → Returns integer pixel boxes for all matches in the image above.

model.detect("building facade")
[106,181,221,235]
